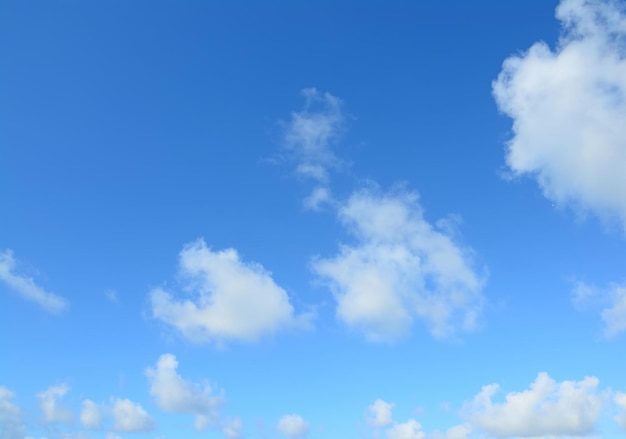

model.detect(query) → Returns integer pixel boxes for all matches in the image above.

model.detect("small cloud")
[615,392,626,429]
[277,414,309,439]
[0,249,69,314]
[367,399,394,428]
[282,88,345,184]
[105,289,119,304]
[38,385,73,424]
[0,386,26,439]
[601,284,626,337]
[145,353,223,431]
[149,239,312,344]
[110,398,155,433]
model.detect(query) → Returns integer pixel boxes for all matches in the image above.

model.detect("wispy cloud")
[283,88,344,184]
[0,387,26,439]
[313,187,485,342]
[493,0,626,228]
[149,239,312,344]
[0,249,69,315]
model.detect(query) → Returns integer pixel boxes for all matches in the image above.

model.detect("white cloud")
[110,398,154,433]
[222,417,243,439]
[601,284,626,337]
[386,419,425,439]
[38,385,73,424]
[283,88,344,184]
[493,0,626,228]
[465,372,604,437]
[615,392,626,429]
[313,188,485,342]
[367,399,394,428]
[149,239,311,344]
[277,414,309,439]
[105,434,122,439]
[145,353,223,431]
[0,249,69,314]
[80,400,103,430]
[0,387,26,439]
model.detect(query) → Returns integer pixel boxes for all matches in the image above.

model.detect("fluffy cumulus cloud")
[0,249,69,314]
[38,385,73,424]
[283,88,344,184]
[145,353,223,430]
[110,398,154,433]
[493,0,626,227]
[615,392,626,429]
[0,387,26,439]
[313,189,485,342]
[386,419,425,439]
[149,239,311,344]
[80,400,103,430]
[277,414,309,439]
[465,372,604,437]
[367,399,394,428]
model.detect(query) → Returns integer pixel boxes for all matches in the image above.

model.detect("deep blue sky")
[2,1,626,439]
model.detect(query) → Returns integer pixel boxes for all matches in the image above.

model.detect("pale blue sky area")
[2,1,626,439]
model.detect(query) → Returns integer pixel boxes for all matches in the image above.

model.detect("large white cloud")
[465,372,604,438]
[277,414,310,439]
[493,0,626,227]
[0,387,26,439]
[145,353,223,430]
[149,239,311,344]
[313,189,485,342]
[0,249,69,314]
[37,385,73,424]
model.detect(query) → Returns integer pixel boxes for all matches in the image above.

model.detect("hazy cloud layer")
[493,0,626,227]
[0,250,69,315]
[313,189,485,342]
[149,239,311,344]
[465,372,604,437]
[146,353,223,430]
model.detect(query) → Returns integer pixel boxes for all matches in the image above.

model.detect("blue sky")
[2,1,626,438]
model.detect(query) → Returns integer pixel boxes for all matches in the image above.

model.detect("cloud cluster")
[493,0,626,227]
[314,188,485,342]
[145,353,224,431]
[277,414,310,438]
[149,239,311,344]
[465,372,604,438]
[0,249,69,315]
